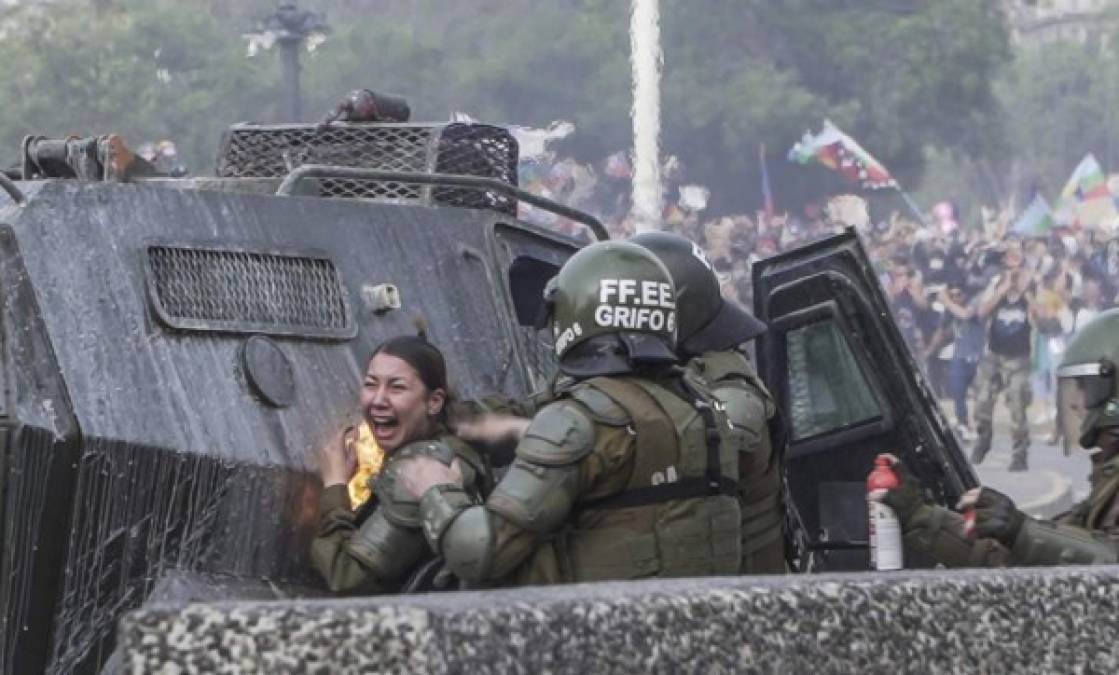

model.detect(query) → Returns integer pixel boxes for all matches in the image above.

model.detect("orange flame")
[347,422,385,508]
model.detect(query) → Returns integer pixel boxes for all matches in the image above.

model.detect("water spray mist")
[630,0,662,232]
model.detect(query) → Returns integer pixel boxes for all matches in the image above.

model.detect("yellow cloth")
[347,423,385,508]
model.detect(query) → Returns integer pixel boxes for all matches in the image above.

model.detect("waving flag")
[1060,154,1109,201]
[1054,153,1116,227]
[788,120,897,189]
[759,143,775,217]
[1011,194,1055,237]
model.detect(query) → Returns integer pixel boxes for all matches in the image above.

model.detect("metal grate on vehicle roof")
[216,122,518,213]
[144,244,356,339]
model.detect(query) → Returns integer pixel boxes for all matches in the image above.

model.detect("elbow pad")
[1010,517,1119,566]
[348,508,428,581]
[482,399,591,532]
[487,459,581,533]
[420,484,494,583]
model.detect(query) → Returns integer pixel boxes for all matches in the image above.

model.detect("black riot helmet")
[543,240,680,378]
[630,231,766,357]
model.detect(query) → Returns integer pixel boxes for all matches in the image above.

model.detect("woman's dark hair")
[368,334,453,425]
[369,335,449,395]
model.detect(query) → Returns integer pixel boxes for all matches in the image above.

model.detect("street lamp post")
[245,4,330,122]
[630,0,662,232]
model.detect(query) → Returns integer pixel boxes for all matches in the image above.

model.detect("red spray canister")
[867,455,903,570]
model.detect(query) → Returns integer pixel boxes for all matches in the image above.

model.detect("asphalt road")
[959,398,1092,518]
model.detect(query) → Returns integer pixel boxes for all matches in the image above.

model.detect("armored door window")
[491,223,579,394]
[785,319,882,440]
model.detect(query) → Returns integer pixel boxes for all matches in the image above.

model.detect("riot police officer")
[874,308,1119,566]
[629,231,786,574]
[400,240,743,584]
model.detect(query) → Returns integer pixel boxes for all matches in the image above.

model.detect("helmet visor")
[1057,377,1091,447]
[1057,360,1116,447]
[1058,361,1115,408]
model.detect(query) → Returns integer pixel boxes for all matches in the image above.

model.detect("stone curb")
[119,566,1119,674]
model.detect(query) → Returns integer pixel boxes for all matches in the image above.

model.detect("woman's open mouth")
[371,415,400,442]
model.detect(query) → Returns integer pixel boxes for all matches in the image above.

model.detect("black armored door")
[752,228,976,571]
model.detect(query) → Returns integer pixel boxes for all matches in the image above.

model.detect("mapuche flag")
[1011,194,1056,237]
[788,120,897,189]
[1054,153,1116,227]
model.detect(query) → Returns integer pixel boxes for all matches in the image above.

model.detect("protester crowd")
[518,148,1119,459]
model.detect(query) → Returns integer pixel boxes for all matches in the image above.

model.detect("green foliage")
[916,36,1119,214]
[1000,41,1119,196]
[0,0,1011,212]
[0,0,277,171]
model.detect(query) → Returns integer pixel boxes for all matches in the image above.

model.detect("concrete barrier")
[119,566,1119,673]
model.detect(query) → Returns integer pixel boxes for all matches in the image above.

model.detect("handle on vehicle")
[275,164,609,241]
[0,172,26,207]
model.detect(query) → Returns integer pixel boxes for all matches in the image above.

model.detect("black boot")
[971,421,993,465]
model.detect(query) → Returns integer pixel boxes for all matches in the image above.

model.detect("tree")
[0,0,1012,217]
[0,0,276,172]
[915,34,1119,215]
[738,0,1010,210]
[999,41,1119,199]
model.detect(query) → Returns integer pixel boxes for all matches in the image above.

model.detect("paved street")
[956,399,1092,518]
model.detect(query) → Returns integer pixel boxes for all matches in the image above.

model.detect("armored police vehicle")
[0,116,973,673]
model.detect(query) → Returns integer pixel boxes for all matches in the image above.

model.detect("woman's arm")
[310,434,433,594]
[310,487,426,594]
[408,403,633,584]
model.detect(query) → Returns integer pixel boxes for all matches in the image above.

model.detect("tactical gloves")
[876,457,926,527]
[871,457,1015,568]
[956,487,1026,548]
[875,457,1026,542]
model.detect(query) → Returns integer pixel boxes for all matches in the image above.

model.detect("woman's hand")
[319,426,358,488]
[456,413,531,444]
[398,457,464,500]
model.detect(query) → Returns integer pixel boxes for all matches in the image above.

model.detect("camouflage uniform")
[311,430,489,594]
[971,351,1032,465]
[971,290,1033,469]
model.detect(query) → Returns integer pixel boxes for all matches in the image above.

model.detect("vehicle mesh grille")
[215,122,518,213]
[146,245,354,339]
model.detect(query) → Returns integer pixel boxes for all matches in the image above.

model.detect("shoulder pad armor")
[713,382,770,431]
[374,440,457,527]
[347,508,427,580]
[569,383,631,426]
[688,349,750,382]
[516,400,596,467]
[440,434,487,489]
[689,350,774,413]
[394,439,458,463]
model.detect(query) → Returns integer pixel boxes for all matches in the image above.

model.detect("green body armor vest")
[557,374,742,581]
[689,350,788,574]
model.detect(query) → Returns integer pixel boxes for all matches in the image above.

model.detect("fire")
[347,422,385,508]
